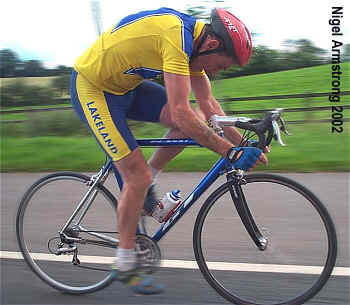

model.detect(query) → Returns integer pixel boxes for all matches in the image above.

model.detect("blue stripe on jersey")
[124,67,162,79]
[111,7,197,60]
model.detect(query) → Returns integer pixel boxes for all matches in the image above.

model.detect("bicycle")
[16,109,337,305]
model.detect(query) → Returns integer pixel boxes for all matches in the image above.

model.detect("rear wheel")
[16,172,118,294]
[193,173,337,305]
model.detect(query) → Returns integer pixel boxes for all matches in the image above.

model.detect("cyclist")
[70,7,267,295]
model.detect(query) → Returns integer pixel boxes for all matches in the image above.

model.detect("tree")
[341,44,350,62]
[56,65,72,74]
[185,0,231,22]
[51,74,71,96]
[244,46,283,74]
[22,60,45,77]
[282,39,327,68]
[0,49,20,77]
[1,80,56,107]
[186,6,210,22]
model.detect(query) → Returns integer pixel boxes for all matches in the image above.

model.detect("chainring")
[135,234,161,274]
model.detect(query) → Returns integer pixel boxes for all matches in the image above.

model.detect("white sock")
[116,248,137,272]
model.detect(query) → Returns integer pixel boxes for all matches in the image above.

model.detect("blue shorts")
[70,70,167,161]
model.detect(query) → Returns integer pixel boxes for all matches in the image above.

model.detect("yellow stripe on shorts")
[75,74,131,161]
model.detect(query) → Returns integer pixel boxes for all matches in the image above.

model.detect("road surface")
[1,172,349,304]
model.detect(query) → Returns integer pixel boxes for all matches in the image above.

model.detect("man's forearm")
[201,97,243,146]
[223,126,243,146]
[173,107,232,157]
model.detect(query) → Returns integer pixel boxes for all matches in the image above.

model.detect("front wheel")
[193,173,337,305]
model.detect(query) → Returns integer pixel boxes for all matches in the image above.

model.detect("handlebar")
[208,108,287,150]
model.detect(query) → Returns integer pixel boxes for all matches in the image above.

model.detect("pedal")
[72,248,80,265]
[279,118,291,135]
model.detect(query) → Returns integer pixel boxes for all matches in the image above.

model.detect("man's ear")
[203,35,221,51]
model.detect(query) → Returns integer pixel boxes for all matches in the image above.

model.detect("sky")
[1,0,349,68]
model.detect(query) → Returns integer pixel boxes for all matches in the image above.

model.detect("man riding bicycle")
[70,7,267,295]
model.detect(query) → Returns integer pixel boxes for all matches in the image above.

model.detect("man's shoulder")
[112,7,193,34]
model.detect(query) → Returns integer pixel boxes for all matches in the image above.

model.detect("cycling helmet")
[210,8,253,66]
[191,8,253,67]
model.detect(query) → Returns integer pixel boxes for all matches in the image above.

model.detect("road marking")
[1,251,348,276]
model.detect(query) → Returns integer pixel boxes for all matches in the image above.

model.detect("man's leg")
[112,148,164,294]
[113,148,152,250]
[71,74,164,294]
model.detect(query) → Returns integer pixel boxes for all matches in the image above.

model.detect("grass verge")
[1,124,348,172]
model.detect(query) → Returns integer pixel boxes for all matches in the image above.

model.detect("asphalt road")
[1,172,349,305]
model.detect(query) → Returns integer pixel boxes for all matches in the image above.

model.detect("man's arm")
[190,74,243,146]
[163,72,233,157]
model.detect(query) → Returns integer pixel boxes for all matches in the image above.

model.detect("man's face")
[190,52,238,79]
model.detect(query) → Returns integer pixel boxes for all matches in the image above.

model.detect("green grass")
[1,64,349,172]
[1,124,349,172]
[1,137,105,171]
[212,63,350,98]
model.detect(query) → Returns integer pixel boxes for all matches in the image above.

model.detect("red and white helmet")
[211,8,253,66]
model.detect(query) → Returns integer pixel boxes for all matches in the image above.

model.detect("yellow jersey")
[74,7,205,95]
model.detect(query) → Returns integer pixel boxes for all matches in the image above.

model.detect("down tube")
[152,157,230,242]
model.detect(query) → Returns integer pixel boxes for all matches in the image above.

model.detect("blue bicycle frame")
[100,138,234,242]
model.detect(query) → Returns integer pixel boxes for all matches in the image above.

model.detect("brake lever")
[272,121,286,146]
[279,117,292,135]
[208,116,224,137]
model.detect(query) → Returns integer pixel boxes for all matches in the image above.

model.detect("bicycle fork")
[226,171,268,251]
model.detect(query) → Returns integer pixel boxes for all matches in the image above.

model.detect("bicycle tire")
[16,172,117,294]
[193,173,337,305]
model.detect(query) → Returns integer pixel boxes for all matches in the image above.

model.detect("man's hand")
[227,147,267,171]
[254,151,268,171]
[245,140,270,154]
[263,146,270,153]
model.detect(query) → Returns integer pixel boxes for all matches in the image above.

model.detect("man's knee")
[114,148,153,191]
[121,166,152,193]
[131,169,152,190]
